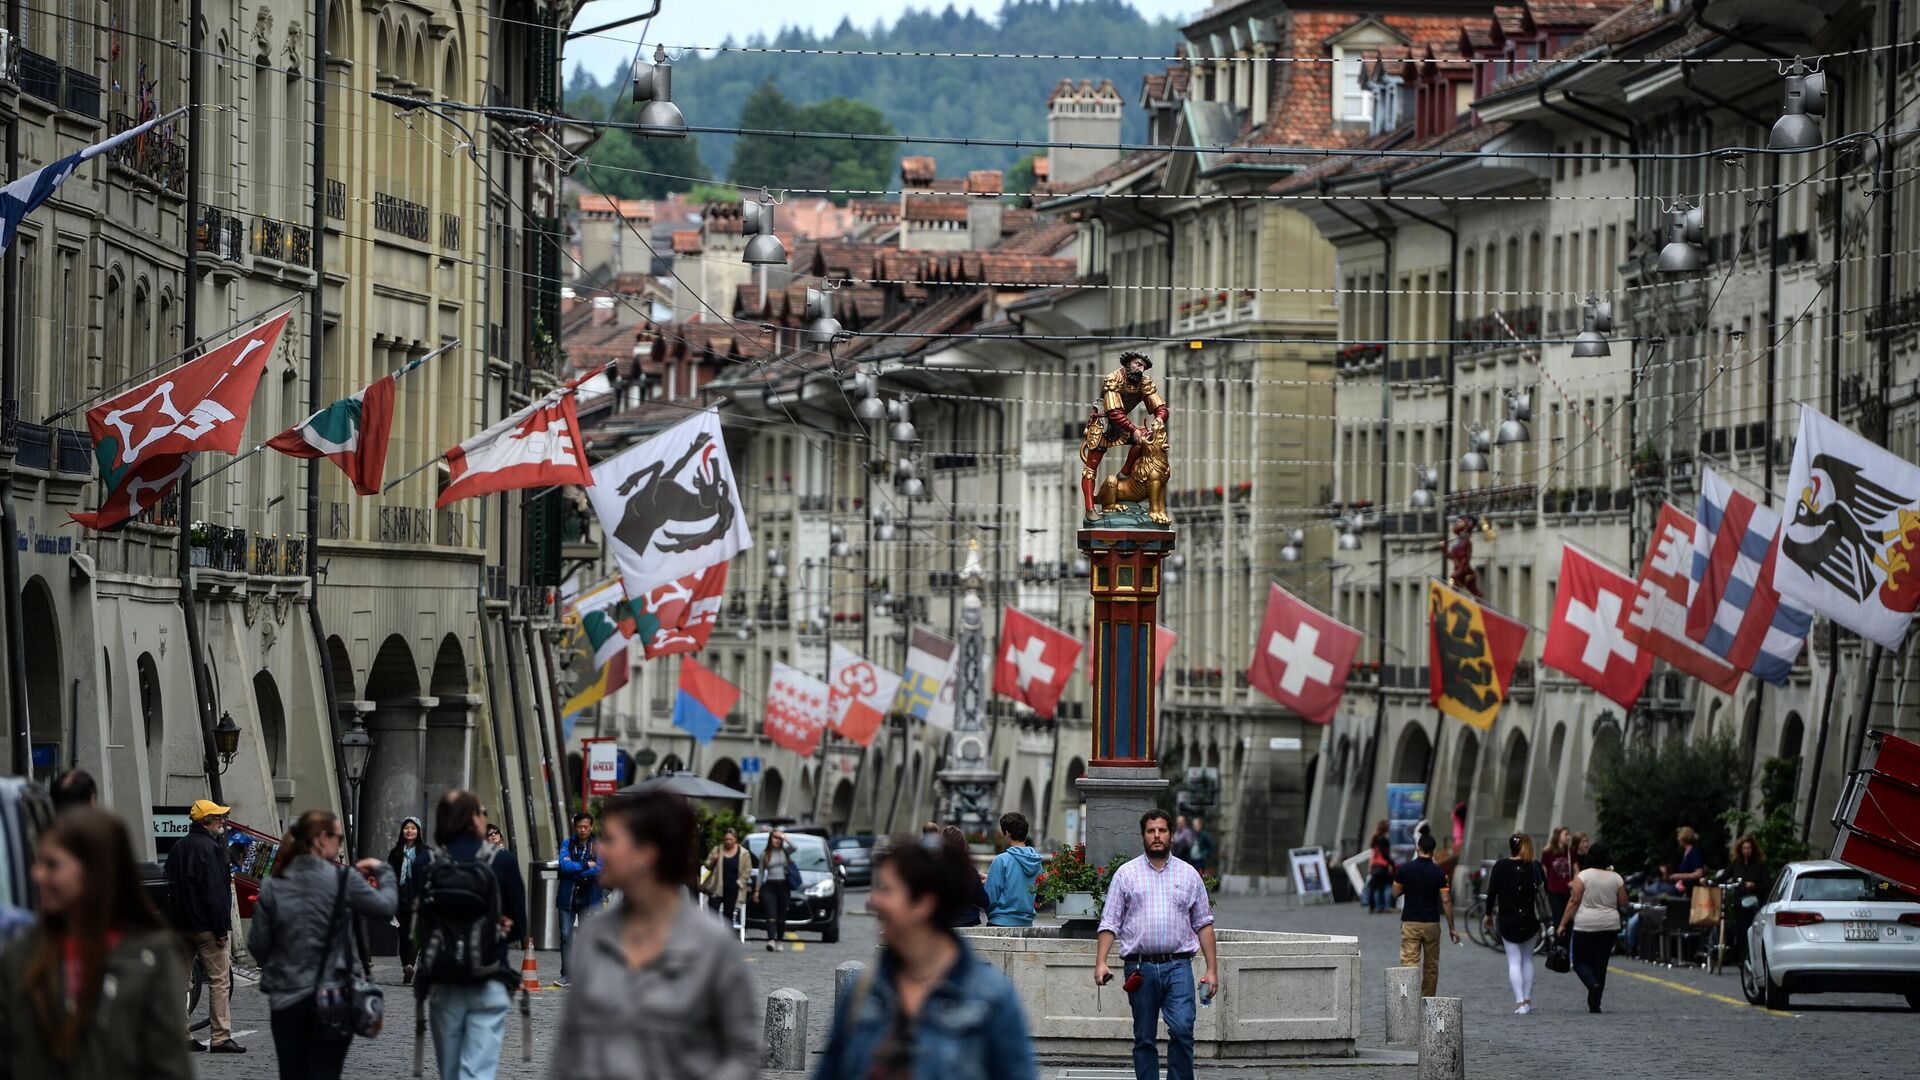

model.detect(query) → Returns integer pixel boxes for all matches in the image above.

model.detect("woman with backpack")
[1482,832,1543,1014]
[549,789,759,1079]
[421,790,527,1080]
[387,817,425,985]
[248,809,397,1080]
[0,808,192,1080]
[813,832,1036,1080]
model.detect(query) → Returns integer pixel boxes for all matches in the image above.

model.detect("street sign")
[742,756,761,777]
[584,739,620,797]
[1269,736,1302,752]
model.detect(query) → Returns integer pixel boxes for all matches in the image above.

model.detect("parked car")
[829,834,878,887]
[0,778,54,943]
[745,831,844,943]
[1741,859,1920,1011]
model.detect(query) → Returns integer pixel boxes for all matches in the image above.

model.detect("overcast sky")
[562,0,1204,81]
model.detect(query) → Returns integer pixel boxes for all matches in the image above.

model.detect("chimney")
[966,170,1004,250]
[900,155,937,189]
[592,295,618,325]
[561,286,578,316]
[1046,77,1125,187]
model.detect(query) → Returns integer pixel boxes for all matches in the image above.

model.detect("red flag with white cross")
[1544,542,1653,708]
[1246,582,1361,724]
[993,606,1081,719]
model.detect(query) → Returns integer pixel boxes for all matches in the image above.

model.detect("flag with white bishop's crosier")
[266,374,396,496]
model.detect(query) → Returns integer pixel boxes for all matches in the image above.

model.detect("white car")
[1741,859,1920,1011]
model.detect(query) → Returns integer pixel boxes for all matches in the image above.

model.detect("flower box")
[1054,891,1099,918]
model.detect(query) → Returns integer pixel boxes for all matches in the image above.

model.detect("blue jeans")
[1367,880,1394,912]
[1124,958,1196,1080]
[429,981,510,1080]
[557,904,594,979]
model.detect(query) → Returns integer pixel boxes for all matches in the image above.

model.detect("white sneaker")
[1514,1003,1530,1015]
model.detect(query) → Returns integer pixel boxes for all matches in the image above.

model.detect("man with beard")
[1094,810,1218,1080]
[1080,350,1169,517]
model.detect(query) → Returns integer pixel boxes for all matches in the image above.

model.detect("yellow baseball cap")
[189,799,232,821]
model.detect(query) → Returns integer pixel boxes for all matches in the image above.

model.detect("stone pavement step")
[1046,1048,1417,1076]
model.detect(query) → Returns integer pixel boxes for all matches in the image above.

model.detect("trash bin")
[528,860,560,950]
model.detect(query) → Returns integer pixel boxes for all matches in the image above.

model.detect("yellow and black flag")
[1426,579,1529,730]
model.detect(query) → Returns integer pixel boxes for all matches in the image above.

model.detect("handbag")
[1545,930,1571,974]
[313,866,386,1041]
[1688,883,1721,928]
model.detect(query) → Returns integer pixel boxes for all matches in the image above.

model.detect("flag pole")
[379,361,613,496]
[194,337,461,487]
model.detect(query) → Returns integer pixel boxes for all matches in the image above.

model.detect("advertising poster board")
[1289,846,1332,898]
[1386,782,1428,865]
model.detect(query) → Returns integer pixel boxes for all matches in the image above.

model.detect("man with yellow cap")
[167,798,246,1053]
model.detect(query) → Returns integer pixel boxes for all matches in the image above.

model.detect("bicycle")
[184,954,235,1034]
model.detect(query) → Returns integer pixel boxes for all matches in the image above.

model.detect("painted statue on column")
[1080,350,1172,526]
[1444,513,1494,598]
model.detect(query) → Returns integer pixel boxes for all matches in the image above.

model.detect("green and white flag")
[267,373,395,496]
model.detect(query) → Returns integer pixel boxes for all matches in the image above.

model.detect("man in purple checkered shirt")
[1094,809,1219,1080]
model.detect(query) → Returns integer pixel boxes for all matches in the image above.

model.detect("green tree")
[1592,732,1748,875]
[727,83,894,202]
[1005,151,1042,194]
[1721,756,1812,868]
[580,128,710,200]
[727,78,802,188]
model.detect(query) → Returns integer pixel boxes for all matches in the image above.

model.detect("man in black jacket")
[167,798,244,1053]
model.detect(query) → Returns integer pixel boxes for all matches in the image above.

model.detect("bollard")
[764,988,810,1071]
[835,960,865,1011]
[1418,996,1463,1080]
[1384,966,1420,1049]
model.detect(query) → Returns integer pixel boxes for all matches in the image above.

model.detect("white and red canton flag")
[993,606,1081,719]
[828,644,902,748]
[1625,503,1741,694]
[1543,543,1653,709]
[764,661,830,756]
[436,390,592,507]
[1246,582,1361,724]
[74,312,288,530]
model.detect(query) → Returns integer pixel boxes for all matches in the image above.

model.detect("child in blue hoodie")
[986,811,1047,926]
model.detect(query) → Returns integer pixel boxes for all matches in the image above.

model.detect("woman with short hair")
[250,810,397,1080]
[0,809,191,1080]
[813,832,1036,1080]
[549,790,759,1079]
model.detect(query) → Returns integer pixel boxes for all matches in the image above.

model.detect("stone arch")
[760,767,785,817]
[1741,694,1762,765]
[365,634,419,701]
[425,635,472,806]
[1499,729,1528,823]
[869,749,886,819]
[326,0,351,56]
[1018,778,1037,824]
[829,779,855,831]
[1450,727,1480,816]
[1205,742,1221,770]
[21,576,61,777]
[1588,712,1624,795]
[326,635,356,708]
[253,670,287,787]
[138,653,164,797]
[1778,712,1805,762]
[1390,723,1432,785]
[708,757,742,792]
[1547,722,1567,784]
[411,34,429,93]
[906,750,924,821]
[361,635,421,859]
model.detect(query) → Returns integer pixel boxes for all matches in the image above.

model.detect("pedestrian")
[759,829,800,952]
[939,824,990,928]
[1171,815,1195,863]
[386,816,425,985]
[1556,842,1628,1013]
[1625,864,1676,957]
[555,812,603,988]
[1093,809,1219,1080]
[1482,832,1544,1014]
[548,790,759,1079]
[1670,825,1706,893]
[165,797,244,1053]
[814,832,1037,1080]
[921,821,940,835]
[1541,826,1574,928]
[1723,835,1769,962]
[50,768,98,813]
[1366,820,1394,914]
[484,823,507,850]
[1392,831,1457,998]
[417,790,526,1080]
[701,827,757,930]
[1188,816,1215,875]
[986,811,1045,927]
[0,808,192,1080]
[249,810,398,1080]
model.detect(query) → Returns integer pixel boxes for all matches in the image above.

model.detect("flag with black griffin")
[1775,406,1920,649]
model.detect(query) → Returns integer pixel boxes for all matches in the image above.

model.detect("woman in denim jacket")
[814,833,1036,1080]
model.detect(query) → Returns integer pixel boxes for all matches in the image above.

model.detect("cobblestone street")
[192,890,1912,1079]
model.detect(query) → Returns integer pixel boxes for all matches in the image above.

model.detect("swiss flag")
[1246,583,1361,724]
[1624,504,1741,693]
[993,606,1081,719]
[764,661,830,756]
[1544,544,1654,708]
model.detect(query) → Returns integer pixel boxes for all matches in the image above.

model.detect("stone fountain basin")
[962,925,1360,1060]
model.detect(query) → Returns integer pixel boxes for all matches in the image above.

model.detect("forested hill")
[566,0,1186,200]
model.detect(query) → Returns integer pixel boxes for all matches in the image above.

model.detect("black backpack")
[415,844,503,987]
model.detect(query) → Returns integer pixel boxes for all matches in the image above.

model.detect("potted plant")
[188,521,212,566]
[1034,843,1104,918]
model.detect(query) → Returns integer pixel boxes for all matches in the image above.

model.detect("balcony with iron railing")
[440,212,462,251]
[197,208,244,261]
[1453,305,1543,357]
[251,215,313,267]
[62,66,99,118]
[16,48,57,104]
[373,191,431,241]
[376,506,433,546]
[106,112,187,194]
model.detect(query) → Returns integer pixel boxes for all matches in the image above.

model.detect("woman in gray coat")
[550,789,758,1080]
[248,809,397,1080]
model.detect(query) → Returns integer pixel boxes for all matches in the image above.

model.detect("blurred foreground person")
[419,791,525,1080]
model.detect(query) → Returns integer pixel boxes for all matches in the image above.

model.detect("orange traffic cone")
[521,943,540,993]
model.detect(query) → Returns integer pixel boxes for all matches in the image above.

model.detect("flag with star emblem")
[1427,579,1529,730]
[73,312,289,530]
[992,606,1081,720]
[436,388,594,507]
[828,644,901,747]
[1624,503,1742,694]
[892,624,957,729]
[1247,583,1361,724]
[266,372,395,496]
[1543,544,1652,709]
[764,661,830,756]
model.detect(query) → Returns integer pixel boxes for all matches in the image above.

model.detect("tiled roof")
[576,194,653,219]
[1483,0,1688,96]
[671,229,701,254]
[849,198,899,221]
[1032,156,1050,181]
[1033,148,1167,195]
[903,195,970,223]
[702,201,744,234]
[901,156,937,183]
[842,288,990,362]
[1270,121,1517,195]
[965,170,1005,196]
[995,219,1077,255]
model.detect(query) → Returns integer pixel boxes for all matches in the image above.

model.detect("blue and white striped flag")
[0,107,186,254]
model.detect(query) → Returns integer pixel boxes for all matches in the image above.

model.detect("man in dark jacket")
[554,812,603,986]
[166,798,243,1053]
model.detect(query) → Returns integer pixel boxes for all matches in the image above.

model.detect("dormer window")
[1369,74,1403,135]
[1336,47,1373,122]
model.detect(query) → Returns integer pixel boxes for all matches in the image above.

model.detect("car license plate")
[1844,921,1880,941]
